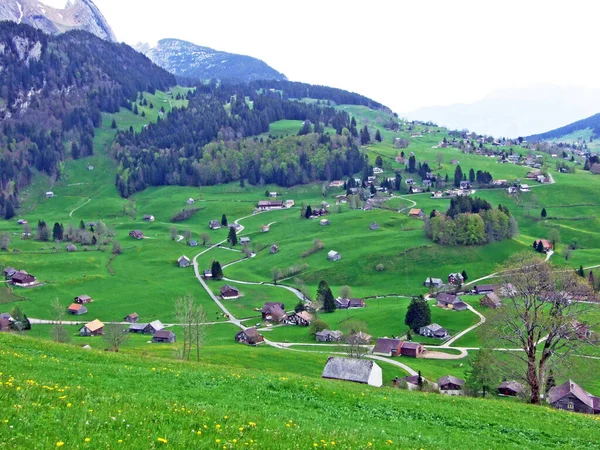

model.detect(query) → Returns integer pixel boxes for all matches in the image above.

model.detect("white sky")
[43,0,600,112]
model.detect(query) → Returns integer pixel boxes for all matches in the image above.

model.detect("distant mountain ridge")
[0,0,116,41]
[135,38,287,83]
[406,85,600,138]
[526,113,600,142]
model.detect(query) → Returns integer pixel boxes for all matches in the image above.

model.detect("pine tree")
[221,214,228,227]
[461,270,468,282]
[405,296,431,332]
[454,165,463,187]
[305,205,313,219]
[417,370,424,390]
[589,271,596,290]
[91,235,97,245]
[318,280,336,313]
[360,126,370,145]
[79,220,85,230]
[111,118,117,129]
[536,240,544,253]
[469,168,475,183]
[52,222,63,241]
[227,227,238,246]
[375,129,382,142]
[375,155,383,168]
[71,142,80,160]
[133,103,139,115]
[541,208,547,219]
[211,261,223,280]
[577,265,585,277]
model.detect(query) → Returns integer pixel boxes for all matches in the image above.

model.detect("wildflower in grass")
[157,437,168,444]
[197,431,202,435]
[67,403,72,408]
[216,439,221,444]
[239,427,244,432]
[216,424,221,429]
[85,438,91,442]
[118,440,123,443]
[233,439,237,443]
[56,442,64,447]
[224,415,228,419]
[331,442,335,446]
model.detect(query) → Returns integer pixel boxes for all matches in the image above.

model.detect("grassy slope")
[2,334,600,450]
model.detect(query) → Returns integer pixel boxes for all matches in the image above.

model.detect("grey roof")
[129,323,147,331]
[498,381,525,393]
[437,375,465,387]
[423,323,444,332]
[148,320,165,331]
[373,338,402,354]
[547,380,595,408]
[322,357,376,384]
[437,293,459,303]
[153,330,175,339]
[316,329,343,339]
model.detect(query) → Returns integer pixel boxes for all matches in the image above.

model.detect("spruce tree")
[211,261,223,280]
[111,118,117,129]
[461,270,468,282]
[221,214,228,227]
[469,168,475,183]
[318,280,336,313]
[454,165,463,187]
[305,205,313,219]
[52,222,63,241]
[227,227,238,246]
[577,265,585,277]
[79,220,85,230]
[589,271,596,290]
[375,129,382,142]
[405,295,431,332]
[541,208,547,219]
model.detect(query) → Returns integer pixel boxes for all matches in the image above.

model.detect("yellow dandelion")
[197,431,202,435]
[233,439,237,443]
[216,439,221,444]
[67,403,72,408]
[216,424,221,429]
[85,438,91,442]
[239,427,244,431]
[56,443,64,447]
[157,437,168,444]
[118,440,123,443]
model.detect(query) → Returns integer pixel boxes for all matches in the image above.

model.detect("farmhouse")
[419,323,449,339]
[74,295,93,304]
[424,278,444,288]
[438,375,465,395]
[144,320,165,334]
[11,271,37,287]
[373,167,383,174]
[329,180,344,187]
[220,285,239,299]
[209,220,222,229]
[124,313,139,323]
[79,319,104,336]
[315,329,343,342]
[409,208,425,218]
[240,237,251,245]
[257,200,284,211]
[3,267,16,280]
[473,284,496,295]
[152,330,176,343]
[519,184,530,192]
[189,240,199,247]
[534,239,553,253]
[400,342,424,357]
[498,381,525,397]
[369,222,380,230]
[393,375,425,391]
[327,250,341,261]
[286,311,313,326]
[178,255,190,268]
[128,323,147,333]
[129,230,144,239]
[235,327,264,346]
[321,357,382,387]
[431,191,443,198]
[547,380,600,414]
[480,292,502,309]
[261,225,270,233]
[67,303,87,315]
[143,215,155,222]
[261,302,287,322]
[448,272,464,286]
[460,181,471,190]
[270,244,279,254]
[335,298,365,309]
[373,338,403,357]
[436,293,468,311]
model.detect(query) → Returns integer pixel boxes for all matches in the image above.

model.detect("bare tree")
[174,295,207,362]
[183,229,192,245]
[50,298,70,343]
[339,319,370,359]
[0,232,11,250]
[487,252,597,404]
[201,233,211,246]
[169,226,178,241]
[435,152,444,167]
[103,324,129,352]
[339,285,352,299]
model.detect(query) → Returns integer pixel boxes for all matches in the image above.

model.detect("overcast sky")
[46,0,600,113]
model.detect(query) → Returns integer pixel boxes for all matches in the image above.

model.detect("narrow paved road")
[69,198,91,218]
[441,304,486,348]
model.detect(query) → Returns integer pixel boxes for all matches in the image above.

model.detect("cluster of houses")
[256,199,295,211]
[77,313,175,343]
[3,267,37,287]
[67,295,94,316]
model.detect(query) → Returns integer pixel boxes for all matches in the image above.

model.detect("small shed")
[203,270,213,279]
[152,330,176,343]
[124,313,139,323]
[498,381,525,397]
[315,329,343,342]
[320,219,330,226]
[369,222,380,230]
[480,292,502,309]
[327,250,341,261]
[128,323,147,333]
[143,215,155,222]
[66,244,77,252]
[321,357,382,387]
[46,191,54,198]
[547,380,600,414]
[270,244,279,254]
[178,255,191,268]
[373,338,403,357]
[240,237,251,245]
[209,220,222,229]
[67,303,87,315]
[74,295,93,304]
[235,327,264,346]
[220,285,239,299]
[400,342,424,357]
[79,319,104,336]
[186,198,195,205]
[437,375,465,395]
[144,320,165,334]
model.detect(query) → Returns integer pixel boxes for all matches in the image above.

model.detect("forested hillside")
[112,80,384,196]
[0,22,175,219]
[526,112,600,142]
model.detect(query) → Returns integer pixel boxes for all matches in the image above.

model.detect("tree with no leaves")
[486,252,596,404]
[169,226,178,241]
[339,285,352,299]
[339,319,370,359]
[183,229,192,245]
[175,294,207,362]
[103,324,129,352]
[201,232,211,246]
[50,298,70,343]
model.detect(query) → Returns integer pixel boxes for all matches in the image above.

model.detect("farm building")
[67,303,87,315]
[79,319,104,336]
[270,244,279,254]
[473,284,496,295]
[143,215,155,222]
[547,380,600,414]
[431,191,443,198]
[348,331,372,344]
[145,321,165,334]
[335,298,365,309]
[129,230,144,239]
[209,220,221,229]
[315,329,343,342]
[128,323,147,333]
[16,219,27,225]
[202,270,213,279]
[329,180,344,187]
[235,327,264,346]
[436,293,468,311]
[0,317,11,332]
[400,342,425,357]
[424,278,443,288]
[186,198,195,205]
[3,267,16,280]
[409,208,425,218]
[124,313,139,323]
[11,271,36,287]
[419,323,449,339]
[327,250,341,261]
[74,295,93,304]
[534,239,553,253]
[189,240,199,247]
[261,302,287,322]
[498,381,525,397]
[438,375,465,395]
[46,191,54,198]
[220,285,240,299]
[257,200,284,211]
[261,225,270,233]
[321,357,382,388]
[448,273,464,286]
[369,222,380,230]
[152,330,176,343]
[285,200,295,208]
[66,244,77,252]
[393,375,426,391]
[240,237,251,245]
[286,311,313,326]
[372,338,403,357]
[178,256,191,268]
[480,292,502,309]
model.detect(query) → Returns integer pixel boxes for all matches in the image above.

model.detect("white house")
[186,198,195,205]
[327,250,341,261]
[45,191,54,198]
[373,167,383,174]
[321,357,382,387]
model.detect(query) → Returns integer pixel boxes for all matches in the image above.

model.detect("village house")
[473,284,496,295]
[11,271,37,287]
[480,292,503,309]
[152,330,176,343]
[203,270,213,279]
[124,313,139,323]
[257,200,284,211]
[431,190,443,199]
[143,215,155,222]
[178,255,190,268]
[493,179,507,186]
[16,219,27,225]
[79,319,104,336]
[66,244,77,252]
[321,357,383,387]
[460,181,471,190]
[3,267,16,280]
[373,338,403,357]
[0,317,11,332]
[400,342,425,357]
[519,184,530,192]
[220,285,240,300]
[369,222,380,230]
[46,191,54,198]
[335,298,365,309]
[270,244,279,254]
[74,295,93,304]
[209,220,222,229]
[316,329,343,342]
[261,302,287,322]
[235,327,264,346]
[405,178,415,185]
[128,323,147,333]
[349,331,372,344]
[437,375,465,395]
[286,311,313,326]
[424,277,444,288]
[409,208,425,218]
[129,230,144,239]
[240,237,251,245]
[436,293,468,311]
[186,198,195,205]
[534,239,553,253]
[327,250,341,261]
[419,323,449,339]
[261,225,270,233]
[269,192,278,198]
[410,186,423,193]
[547,380,600,414]
[498,381,525,397]
[422,179,433,188]
[285,200,295,208]
[67,303,87,315]
[393,375,428,391]
[448,272,464,286]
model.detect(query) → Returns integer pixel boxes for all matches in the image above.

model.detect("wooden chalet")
[424,277,444,288]
[270,244,279,254]
[335,298,365,309]
[315,329,343,342]
[473,284,496,295]
[448,273,464,286]
[321,357,382,387]
[152,330,176,343]
[67,303,87,315]
[327,250,341,261]
[286,311,313,326]
[11,271,36,287]
[498,381,525,397]
[372,338,403,357]
[436,293,468,311]
[437,375,465,394]
[409,208,425,218]
[74,295,93,304]
[261,302,287,322]
[547,380,600,414]
[534,239,553,253]
[220,285,239,299]
[257,200,284,211]
[178,255,191,268]
[480,292,502,309]
[143,215,155,222]
[128,323,147,333]
[124,313,139,323]
[3,267,16,280]
[419,323,449,339]
[209,220,222,229]
[400,342,424,357]
[235,327,264,346]
[144,320,165,334]
[79,319,104,336]
[202,270,213,279]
